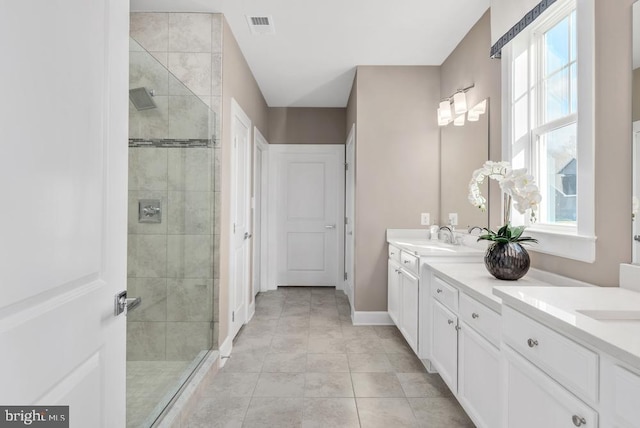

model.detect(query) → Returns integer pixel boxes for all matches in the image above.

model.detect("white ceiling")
[130,0,490,107]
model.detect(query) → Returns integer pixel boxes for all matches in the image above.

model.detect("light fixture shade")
[439,100,452,121]
[437,108,450,126]
[453,91,467,115]
[467,110,480,121]
[471,99,487,115]
[453,114,465,126]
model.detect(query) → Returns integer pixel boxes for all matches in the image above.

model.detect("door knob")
[572,415,586,426]
[114,290,142,316]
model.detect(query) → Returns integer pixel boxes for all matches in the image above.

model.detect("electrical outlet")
[420,213,430,226]
[448,213,458,226]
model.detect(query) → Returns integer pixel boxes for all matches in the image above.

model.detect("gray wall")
[439,10,502,228]
[269,107,346,144]
[353,66,441,311]
[218,16,270,347]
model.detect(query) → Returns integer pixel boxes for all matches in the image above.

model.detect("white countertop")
[386,229,486,258]
[426,263,556,313]
[387,238,485,257]
[494,286,640,369]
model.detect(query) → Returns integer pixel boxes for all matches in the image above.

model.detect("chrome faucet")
[438,226,455,244]
[468,226,485,235]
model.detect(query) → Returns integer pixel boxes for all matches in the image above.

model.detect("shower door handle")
[114,290,142,316]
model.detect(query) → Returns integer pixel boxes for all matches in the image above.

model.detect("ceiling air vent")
[246,15,275,35]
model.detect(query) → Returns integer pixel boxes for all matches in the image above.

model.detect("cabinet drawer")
[612,365,640,426]
[388,245,401,262]
[400,251,419,275]
[502,306,598,403]
[459,293,501,348]
[432,276,458,312]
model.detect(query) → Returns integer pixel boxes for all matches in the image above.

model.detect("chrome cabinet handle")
[436,289,443,293]
[325,225,336,229]
[244,232,252,240]
[634,235,640,242]
[572,415,586,426]
[527,338,539,348]
[390,252,395,255]
[455,325,461,331]
[471,313,479,319]
[447,319,454,325]
[403,260,411,264]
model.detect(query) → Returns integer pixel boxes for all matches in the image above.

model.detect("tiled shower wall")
[128,13,222,361]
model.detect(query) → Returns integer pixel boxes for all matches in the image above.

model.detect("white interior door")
[633,122,640,263]
[345,126,356,303]
[229,100,251,339]
[0,1,128,426]
[253,128,269,296]
[270,145,345,287]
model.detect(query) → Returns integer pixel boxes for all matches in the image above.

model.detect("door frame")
[229,98,252,339]
[267,144,345,291]
[345,124,356,306]
[253,127,269,294]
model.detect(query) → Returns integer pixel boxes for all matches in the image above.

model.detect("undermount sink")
[576,309,640,322]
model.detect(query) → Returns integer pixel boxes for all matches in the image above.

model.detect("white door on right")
[271,145,344,287]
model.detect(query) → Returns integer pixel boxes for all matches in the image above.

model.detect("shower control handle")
[143,205,160,217]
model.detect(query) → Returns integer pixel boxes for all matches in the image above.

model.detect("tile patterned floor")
[185,287,475,428]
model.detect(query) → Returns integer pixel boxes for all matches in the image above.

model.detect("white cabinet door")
[388,259,401,326]
[503,345,598,428]
[400,270,419,354]
[458,322,501,428]
[432,300,458,394]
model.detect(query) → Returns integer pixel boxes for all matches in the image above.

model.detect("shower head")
[129,87,157,111]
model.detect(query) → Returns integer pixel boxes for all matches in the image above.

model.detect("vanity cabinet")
[503,345,598,428]
[501,306,598,427]
[429,273,502,428]
[400,270,419,353]
[387,258,401,325]
[431,299,458,392]
[387,246,419,354]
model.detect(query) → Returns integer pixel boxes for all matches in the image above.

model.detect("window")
[503,0,596,262]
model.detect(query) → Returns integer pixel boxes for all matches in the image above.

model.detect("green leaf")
[494,237,510,244]
[511,226,526,240]
[477,234,496,242]
[497,224,509,237]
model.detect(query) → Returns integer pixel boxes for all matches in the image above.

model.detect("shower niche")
[126,12,222,427]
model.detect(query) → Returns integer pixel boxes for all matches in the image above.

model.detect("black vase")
[484,242,530,281]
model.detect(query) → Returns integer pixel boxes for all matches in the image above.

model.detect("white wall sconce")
[437,84,475,127]
[467,99,487,122]
[453,91,468,115]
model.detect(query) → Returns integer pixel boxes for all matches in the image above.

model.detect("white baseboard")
[351,311,394,326]
[218,336,233,368]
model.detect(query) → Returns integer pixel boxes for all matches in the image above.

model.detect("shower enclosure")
[127,34,219,427]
